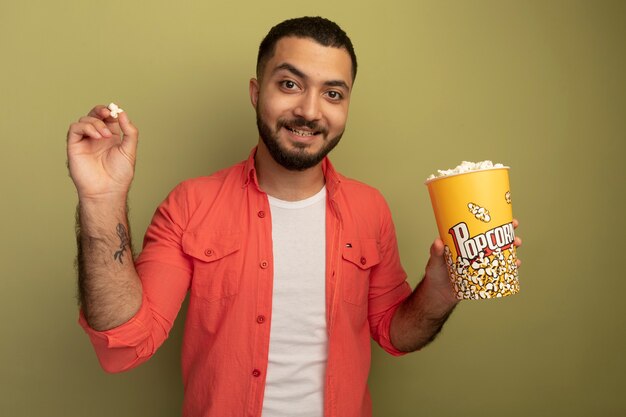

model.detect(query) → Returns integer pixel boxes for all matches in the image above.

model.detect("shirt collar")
[321,156,341,199]
[242,147,260,189]
[242,146,342,197]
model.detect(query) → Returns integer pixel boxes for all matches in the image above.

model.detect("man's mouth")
[285,126,320,137]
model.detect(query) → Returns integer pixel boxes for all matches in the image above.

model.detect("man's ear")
[249,78,259,109]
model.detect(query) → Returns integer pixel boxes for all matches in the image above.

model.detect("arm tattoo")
[113,223,129,264]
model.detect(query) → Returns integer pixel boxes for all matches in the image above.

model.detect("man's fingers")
[513,218,519,229]
[87,105,110,119]
[87,104,120,124]
[514,236,522,247]
[78,116,113,137]
[67,122,103,144]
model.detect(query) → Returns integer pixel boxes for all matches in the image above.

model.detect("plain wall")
[1,0,624,416]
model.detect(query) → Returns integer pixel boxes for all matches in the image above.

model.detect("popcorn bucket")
[425,167,519,300]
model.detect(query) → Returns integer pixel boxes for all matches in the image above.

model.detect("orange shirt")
[79,148,412,417]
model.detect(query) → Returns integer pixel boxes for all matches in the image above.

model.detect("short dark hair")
[256,16,357,82]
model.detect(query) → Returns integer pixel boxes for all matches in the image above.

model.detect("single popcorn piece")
[107,102,124,119]
[426,160,505,181]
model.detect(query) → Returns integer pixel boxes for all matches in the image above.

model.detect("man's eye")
[327,91,342,100]
[282,80,297,90]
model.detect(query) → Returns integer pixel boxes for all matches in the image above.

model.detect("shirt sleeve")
[78,182,193,373]
[367,191,413,356]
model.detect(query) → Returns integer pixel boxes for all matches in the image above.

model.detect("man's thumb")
[117,111,139,156]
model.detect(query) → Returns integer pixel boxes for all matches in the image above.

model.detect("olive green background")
[1,0,624,416]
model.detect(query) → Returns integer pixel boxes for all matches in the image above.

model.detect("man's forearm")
[389,275,459,352]
[76,198,142,331]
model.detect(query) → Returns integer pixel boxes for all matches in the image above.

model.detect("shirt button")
[257,210,266,218]
[360,257,367,265]
[205,249,214,257]
[256,315,265,324]
[252,369,261,377]
[260,260,269,269]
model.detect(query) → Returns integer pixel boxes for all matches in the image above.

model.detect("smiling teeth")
[288,127,316,136]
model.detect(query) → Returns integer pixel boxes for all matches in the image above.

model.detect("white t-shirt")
[262,187,327,417]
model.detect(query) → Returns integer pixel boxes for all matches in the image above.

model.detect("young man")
[67,16,519,417]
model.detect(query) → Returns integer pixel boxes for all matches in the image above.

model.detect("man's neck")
[254,141,326,202]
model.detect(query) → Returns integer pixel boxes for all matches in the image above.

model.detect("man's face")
[250,37,353,171]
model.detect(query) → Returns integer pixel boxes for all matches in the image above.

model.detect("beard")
[256,110,343,171]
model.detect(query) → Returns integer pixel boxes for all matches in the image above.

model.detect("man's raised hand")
[67,104,139,201]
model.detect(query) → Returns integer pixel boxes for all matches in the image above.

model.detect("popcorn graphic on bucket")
[425,161,520,300]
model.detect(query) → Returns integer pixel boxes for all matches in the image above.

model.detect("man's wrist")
[418,274,460,318]
[78,192,129,209]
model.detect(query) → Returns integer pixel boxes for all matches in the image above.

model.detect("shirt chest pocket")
[182,230,242,303]
[341,238,381,305]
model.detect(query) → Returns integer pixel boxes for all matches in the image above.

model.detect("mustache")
[278,117,328,134]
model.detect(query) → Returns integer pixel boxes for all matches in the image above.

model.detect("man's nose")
[293,92,322,121]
